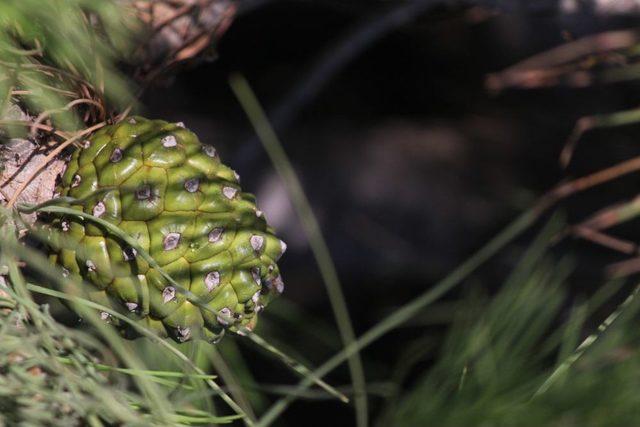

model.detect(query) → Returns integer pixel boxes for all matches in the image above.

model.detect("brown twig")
[0,120,69,139]
[152,3,196,31]
[560,116,597,168]
[559,191,640,258]
[5,122,106,208]
[572,226,637,255]
[486,29,640,92]
[538,155,640,251]
[29,98,105,137]
[114,104,133,124]
[132,0,236,87]
[552,155,640,201]
[606,257,640,278]
[169,28,212,64]
[553,170,640,263]
[580,195,640,230]
[560,108,640,167]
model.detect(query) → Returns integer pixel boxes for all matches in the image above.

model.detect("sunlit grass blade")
[255,199,544,426]
[56,357,217,382]
[229,72,368,426]
[534,283,640,397]
[244,330,348,403]
[216,338,270,413]
[204,345,258,422]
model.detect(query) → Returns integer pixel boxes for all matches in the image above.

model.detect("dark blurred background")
[142,1,640,424]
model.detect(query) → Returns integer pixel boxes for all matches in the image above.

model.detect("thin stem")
[229,74,368,425]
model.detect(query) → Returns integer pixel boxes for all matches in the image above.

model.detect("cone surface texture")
[49,117,286,342]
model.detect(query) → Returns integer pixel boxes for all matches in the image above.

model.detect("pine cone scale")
[50,117,286,342]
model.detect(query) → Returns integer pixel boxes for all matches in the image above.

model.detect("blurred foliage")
[0,309,243,426]
[0,206,249,425]
[0,0,135,132]
[380,227,640,426]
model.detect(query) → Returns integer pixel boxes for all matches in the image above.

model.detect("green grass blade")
[534,283,640,397]
[26,281,250,425]
[200,344,258,422]
[229,73,368,426]
[1,223,248,424]
[256,201,542,426]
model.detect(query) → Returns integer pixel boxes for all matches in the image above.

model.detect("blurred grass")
[0,209,244,425]
[0,0,134,132]
[382,255,640,426]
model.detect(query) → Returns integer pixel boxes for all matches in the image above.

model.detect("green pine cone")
[48,117,286,343]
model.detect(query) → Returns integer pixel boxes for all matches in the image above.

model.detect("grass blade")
[229,73,368,426]
[256,201,541,425]
[534,283,640,397]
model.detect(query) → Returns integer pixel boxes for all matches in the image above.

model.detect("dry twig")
[5,122,106,208]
